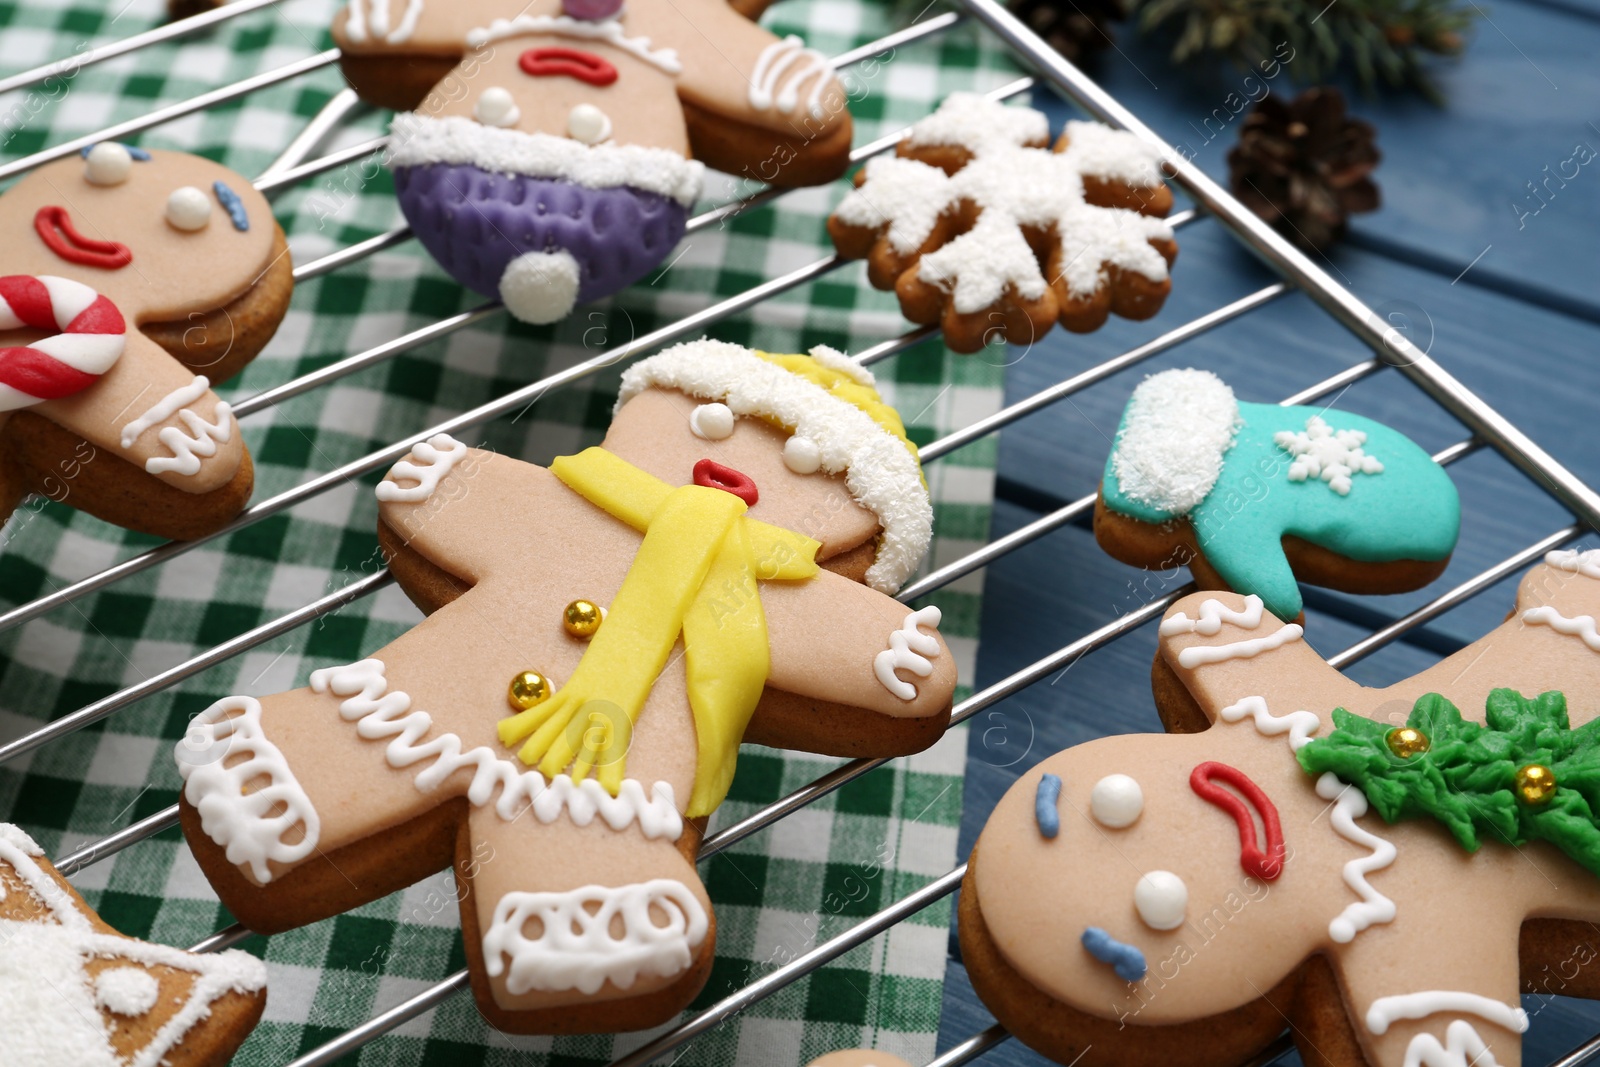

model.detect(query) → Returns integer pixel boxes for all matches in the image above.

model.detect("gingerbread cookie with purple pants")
[828,93,1176,353]
[961,550,1600,1067]
[0,822,267,1066]
[0,143,292,540]
[332,0,854,324]
[174,340,956,1033]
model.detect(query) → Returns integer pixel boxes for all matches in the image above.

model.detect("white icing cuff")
[873,606,942,701]
[1546,548,1600,579]
[376,433,469,504]
[750,36,832,120]
[482,879,709,995]
[1112,368,1240,515]
[143,402,233,477]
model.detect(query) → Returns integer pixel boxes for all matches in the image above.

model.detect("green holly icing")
[1297,689,1600,876]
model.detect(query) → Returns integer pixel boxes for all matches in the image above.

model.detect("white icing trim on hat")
[1111,368,1240,515]
[0,825,267,1067]
[616,340,932,593]
[388,113,704,207]
[465,15,683,74]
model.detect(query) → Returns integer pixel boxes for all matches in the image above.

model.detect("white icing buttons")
[165,186,212,231]
[1090,773,1143,828]
[783,434,822,475]
[474,86,521,128]
[689,402,734,441]
[94,966,161,1015]
[1133,870,1188,931]
[566,103,613,145]
[84,142,133,186]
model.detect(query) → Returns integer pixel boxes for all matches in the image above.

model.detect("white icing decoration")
[376,433,469,503]
[1546,548,1600,579]
[84,142,132,186]
[749,36,831,120]
[120,374,210,449]
[0,825,266,1067]
[501,250,582,324]
[474,86,521,128]
[689,402,734,441]
[1395,1020,1512,1067]
[1160,593,1264,636]
[617,340,930,593]
[1090,773,1144,828]
[164,186,212,231]
[465,15,683,74]
[1523,605,1600,651]
[1366,991,1529,1038]
[94,967,160,1016]
[176,696,320,883]
[143,400,233,477]
[343,0,424,43]
[783,434,822,475]
[1218,695,1321,753]
[1316,771,1398,943]
[1112,369,1240,515]
[1174,623,1302,669]
[833,94,1172,309]
[873,606,943,700]
[483,879,708,995]
[1133,870,1187,930]
[1059,120,1167,188]
[567,103,612,146]
[388,113,703,208]
[309,659,684,839]
[1273,415,1385,496]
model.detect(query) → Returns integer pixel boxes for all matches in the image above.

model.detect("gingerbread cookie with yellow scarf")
[173,340,955,1032]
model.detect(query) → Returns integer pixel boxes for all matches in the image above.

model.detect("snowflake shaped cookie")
[1274,415,1385,495]
[828,93,1177,353]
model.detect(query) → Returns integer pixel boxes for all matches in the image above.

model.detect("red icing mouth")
[693,459,758,506]
[519,47,619,86]
[1189,761,1286,881]
[34,206,133,270]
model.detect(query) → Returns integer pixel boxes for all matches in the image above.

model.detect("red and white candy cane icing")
[0,275,126,412]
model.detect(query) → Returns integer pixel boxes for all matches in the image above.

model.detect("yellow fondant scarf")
[497,447,820,817]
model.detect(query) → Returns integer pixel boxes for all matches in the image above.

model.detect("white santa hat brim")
[1110,368,1241,516]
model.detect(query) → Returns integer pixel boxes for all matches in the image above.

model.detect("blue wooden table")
[938,5,1600,1062]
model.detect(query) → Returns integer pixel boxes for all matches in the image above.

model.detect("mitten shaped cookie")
[1094,368,1460,620]
[332,0,854,324]
[173,341,956,1033]
[828,93,1176,353]
[0,144,292,540]
[0,823,267,1066]
[962,551,1600,1067]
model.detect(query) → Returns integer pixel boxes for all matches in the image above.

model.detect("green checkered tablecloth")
[0,1,1024,1062]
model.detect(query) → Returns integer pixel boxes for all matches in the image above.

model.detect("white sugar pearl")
[783,435,822,475]
[474,86,521,128]
[84,142,132,186]
[567,103,613,146]
[1134,871,1188,931]
[689,402,735,440]
[1090,773,1143,828]
[165,186,212,231]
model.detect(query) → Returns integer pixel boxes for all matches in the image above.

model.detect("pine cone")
[1009,0,1128,65]
[1227,87,1381,252]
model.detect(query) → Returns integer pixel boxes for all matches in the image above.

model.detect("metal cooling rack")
[2,1,1598,1065]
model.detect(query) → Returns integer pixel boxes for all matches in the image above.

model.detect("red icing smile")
[693,459,758,506]
[1189,761,1286,881]
[34,206,133,270]
[519,47,619,86]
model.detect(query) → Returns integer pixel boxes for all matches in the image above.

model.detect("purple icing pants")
[393,162,688,323]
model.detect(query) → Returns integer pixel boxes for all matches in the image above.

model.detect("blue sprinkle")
[79,142,150,160]
[1035,773,1062,839]
[213,180,249,231]
[1082,927,1146,983]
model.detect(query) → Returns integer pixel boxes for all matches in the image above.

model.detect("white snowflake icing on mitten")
[1274,415,1385,495]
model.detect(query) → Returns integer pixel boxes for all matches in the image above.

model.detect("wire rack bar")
[254,134,390,195]
[926,1025,1012,1067]
[190,924,253,955]
[290,225,414,285]
[259,88,365,181]
[54,803,184,877]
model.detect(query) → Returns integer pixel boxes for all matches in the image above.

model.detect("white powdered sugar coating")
[1055,205,1175,301]
[1059,120,1167,188]
[617,340,931,593]
[831,156,955,255]
[1274,415,1384,495]
[94,967,160,1015]
[388,113,704,207]
[1111,368,1241,514]
[904,91,1050,155]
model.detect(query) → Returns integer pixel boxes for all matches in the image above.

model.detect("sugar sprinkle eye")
[689,403,734,440]
[166,186,212,232]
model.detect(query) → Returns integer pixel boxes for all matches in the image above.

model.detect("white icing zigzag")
[1546,548,1600,579]
[1523,605,1600,651]
[1315,771,1398,943]
[1397,1021,1508,1067]
[1368,991,1527,1067]
[143,400,233,477]
[1218,694,1321,752]
[375,432,470,504]
[749,36,832,119]
[343,0,423,44]
[482,878,708,995]
[874,606,943,700]
[1173,621,1303,669]
[176,696,321,883]
[1273,415,1384,496]
[1160,592,1264,636]
[120,374,209,448]
[310,659,684,840]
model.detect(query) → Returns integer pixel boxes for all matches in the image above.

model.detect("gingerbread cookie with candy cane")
[0,144,292,540]
[331,0,853,324]
[173,340,956,1032]
[1094,368,1461,621]
[961,549,1600,1067]
[828,93,1176,353]
[0,822,267,1066]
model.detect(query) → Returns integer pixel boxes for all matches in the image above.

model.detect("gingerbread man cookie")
[331,0,854,324]
[1094,368,1460,620]
[174,340,957,1032]
[0,144,292,540]
[0,822,267,1066]
[828,93,1176,353]
[961,550,1600,1067]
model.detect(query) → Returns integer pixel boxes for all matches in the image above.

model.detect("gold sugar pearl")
[507,670,551,711]
[1516,763,1558,805]
[563,599,603,639]
[1385,726,1430,759]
